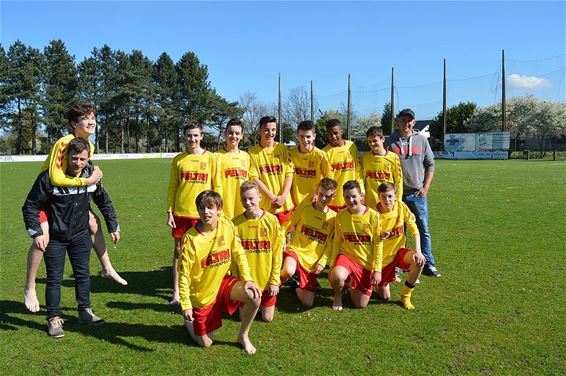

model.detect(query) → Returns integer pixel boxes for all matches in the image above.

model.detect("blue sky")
[1,0,565,119]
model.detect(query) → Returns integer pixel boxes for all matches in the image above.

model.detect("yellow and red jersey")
[331,206,383,271]
[232,210,284,290]
[376,201,419,267]
[167,151,222,218]
[289,146,333,207]
[215,148,250,219]
[178,216,252,311]
[283,201,336,272]
[248,143,294,214]
[41,134,95,187]
[323,140,363,208]
[359,150,403,208]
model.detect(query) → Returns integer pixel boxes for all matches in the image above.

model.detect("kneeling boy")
[328,180,382,310]
[375,183,425,310]
[178,190,262,354]
[232,181,284,322]
[281,178,337,308]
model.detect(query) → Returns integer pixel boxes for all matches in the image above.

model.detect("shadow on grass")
[0,299,195,351]
[37,266,173,302]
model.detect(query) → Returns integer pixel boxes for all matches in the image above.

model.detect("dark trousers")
[44,231,93,319]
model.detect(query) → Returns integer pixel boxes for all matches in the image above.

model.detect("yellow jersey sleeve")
[178,234,196,311]
[42,134,95,187]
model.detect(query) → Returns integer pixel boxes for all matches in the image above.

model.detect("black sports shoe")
[422,265,441,278]
[286,275,299,291]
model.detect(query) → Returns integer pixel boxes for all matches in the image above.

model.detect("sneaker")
[286,275,299,291]
[47,317,64,338]
[78,308,105,324]
[422,265,441,278]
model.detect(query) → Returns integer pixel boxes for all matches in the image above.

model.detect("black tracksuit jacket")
[22,163,119,242]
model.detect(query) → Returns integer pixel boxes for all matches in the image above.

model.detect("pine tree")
[43,39,78,145]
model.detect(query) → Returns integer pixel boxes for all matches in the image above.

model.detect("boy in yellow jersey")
[232,181,283,322]
[281,178,337,308]
[329,180,382,310]
[215,118,250,219]
[248,116,294,224]
[23,102,126,313]
[289,120,332,207]
[323,119,363,212]
[375,183,425,310]
[359,126,403,209]
[178,191,262,354]
[167,122,222,305]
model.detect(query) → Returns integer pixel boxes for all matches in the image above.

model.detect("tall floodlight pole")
[442,59,447,148]
[278,73,283,143]
[501,49,506,131]
[310,80,315,124]
[390,67,395,134]
[347,74,352,140]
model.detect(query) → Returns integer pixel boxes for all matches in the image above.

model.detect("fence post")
[553,150,556,161]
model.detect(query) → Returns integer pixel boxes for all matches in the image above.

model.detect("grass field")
[1,159,565,375]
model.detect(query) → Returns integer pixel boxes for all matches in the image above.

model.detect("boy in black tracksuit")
[22,137,120,338]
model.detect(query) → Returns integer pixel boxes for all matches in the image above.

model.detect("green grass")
[1,159,565,375]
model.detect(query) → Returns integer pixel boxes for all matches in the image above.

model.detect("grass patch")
[1,159,565,375]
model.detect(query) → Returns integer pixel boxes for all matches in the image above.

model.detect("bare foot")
[238,334,257,355]
[332,294,343,311]
[101,268,128,285]
[24,288,40,313]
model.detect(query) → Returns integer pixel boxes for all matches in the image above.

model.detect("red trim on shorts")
[284,250,319,292]
[191,275,241,336]
[39,210,48,223]
[379,247,412,287]
[274,209,294,225]
[334,253,373,296]
[261,290,277,307]
[171,216,200,239]
[328,205,346,213]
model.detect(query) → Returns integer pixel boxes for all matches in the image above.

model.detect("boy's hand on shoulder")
[86,166,103,185]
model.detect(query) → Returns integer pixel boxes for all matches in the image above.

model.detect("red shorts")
[334,254,373,296]
[284,250,319,292]
[274,209,294,225]
[380,247,412,287]
[328,205,346,213]
[171,216,200,239]
[39,210,48,223]
[191,276,241,336]
[261,290,277,308]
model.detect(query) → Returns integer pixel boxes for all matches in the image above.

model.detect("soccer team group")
[21,102,440,354]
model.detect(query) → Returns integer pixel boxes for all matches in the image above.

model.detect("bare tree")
[283,86,310,128]
[238,91,271,147]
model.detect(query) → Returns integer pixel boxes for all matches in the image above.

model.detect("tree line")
[2,40,563,156]
[0,40,241,155]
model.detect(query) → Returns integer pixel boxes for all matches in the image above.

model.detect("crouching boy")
[375,183,425,310]
[280,178,337,308]
[178,190,262,354]
[328,180,383,310]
